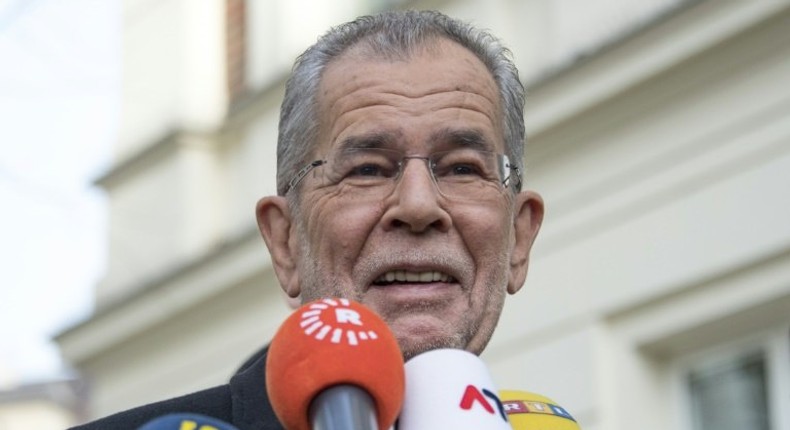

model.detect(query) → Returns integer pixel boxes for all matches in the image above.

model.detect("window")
[688,350,770,430]
[675,327,790,430]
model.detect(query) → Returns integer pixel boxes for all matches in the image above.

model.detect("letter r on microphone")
[335,308,363,325]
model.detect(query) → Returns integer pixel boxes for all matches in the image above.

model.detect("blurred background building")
[0,378,84,429]
[54,0,790,429]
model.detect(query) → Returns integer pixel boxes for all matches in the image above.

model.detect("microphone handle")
[310,384,379,430]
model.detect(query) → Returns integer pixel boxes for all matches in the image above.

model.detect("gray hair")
[276,10,525,198]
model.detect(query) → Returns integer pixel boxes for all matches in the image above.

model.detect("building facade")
[57,1,790,429]
[0,379,84,429]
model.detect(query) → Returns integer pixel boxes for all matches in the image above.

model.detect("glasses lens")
[323,147,401,194]
[318,147,511,201]
[431,149,509,200]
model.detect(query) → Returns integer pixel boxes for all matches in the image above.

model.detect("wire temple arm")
[285,160,326,195]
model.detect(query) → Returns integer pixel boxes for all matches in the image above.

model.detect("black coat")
[69,346,284,429]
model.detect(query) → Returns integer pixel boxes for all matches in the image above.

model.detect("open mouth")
[372,270,457,286]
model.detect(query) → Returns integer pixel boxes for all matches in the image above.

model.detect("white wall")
[119,0,227,160]
[486,2,790,428]
[0,401,76,430]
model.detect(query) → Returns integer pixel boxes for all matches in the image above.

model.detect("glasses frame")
[284,149,522,196]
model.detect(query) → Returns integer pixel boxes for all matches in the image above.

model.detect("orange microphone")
[266,298,405,430]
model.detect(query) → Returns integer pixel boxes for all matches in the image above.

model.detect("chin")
[398,341,446,361]
[380,312,469,359]
[395,329,466,361]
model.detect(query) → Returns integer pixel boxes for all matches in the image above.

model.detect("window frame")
[670,325,790,430]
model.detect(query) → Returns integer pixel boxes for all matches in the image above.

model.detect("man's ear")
[256,196,301,298]
[508,190,544,294]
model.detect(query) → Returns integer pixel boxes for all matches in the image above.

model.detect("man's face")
[258,38,542,359]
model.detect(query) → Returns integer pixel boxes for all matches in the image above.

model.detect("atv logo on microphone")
[299,298,380,346]
[459,384,507,422]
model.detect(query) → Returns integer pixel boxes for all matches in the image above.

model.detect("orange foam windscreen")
[266,298,404,430]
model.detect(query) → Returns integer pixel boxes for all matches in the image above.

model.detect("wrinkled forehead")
[314,37,504,155]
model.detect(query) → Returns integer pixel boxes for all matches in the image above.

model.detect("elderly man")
[72,9,543,430]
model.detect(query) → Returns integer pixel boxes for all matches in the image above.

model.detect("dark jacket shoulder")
[68,346,283,430]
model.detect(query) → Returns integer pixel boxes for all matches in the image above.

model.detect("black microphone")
[137,413,239,430]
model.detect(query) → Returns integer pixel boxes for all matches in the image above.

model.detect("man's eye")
[350,163,386,177]
[449,164,480,176]
[435,160,486,178]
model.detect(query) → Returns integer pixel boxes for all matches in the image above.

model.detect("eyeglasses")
[284,147,521,201]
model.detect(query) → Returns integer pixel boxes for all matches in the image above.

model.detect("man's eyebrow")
[430,128,491,150]
[337,131,400,150]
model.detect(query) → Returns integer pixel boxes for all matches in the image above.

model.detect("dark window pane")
[689,351,770,430]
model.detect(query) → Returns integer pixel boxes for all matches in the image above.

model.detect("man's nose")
[380,158,452,233]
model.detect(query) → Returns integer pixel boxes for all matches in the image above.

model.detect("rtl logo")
[459,385,507,422]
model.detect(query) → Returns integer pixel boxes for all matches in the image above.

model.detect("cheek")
[456,204,514,317]
[455,203,514,256]
[306,200,384,260]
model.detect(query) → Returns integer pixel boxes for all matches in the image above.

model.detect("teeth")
[376,270,453,283]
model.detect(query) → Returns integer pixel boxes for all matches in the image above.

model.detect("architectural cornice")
[55,226,268,364]
[524,0,790,137]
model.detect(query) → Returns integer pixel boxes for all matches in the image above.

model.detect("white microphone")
[397,348,510,430]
